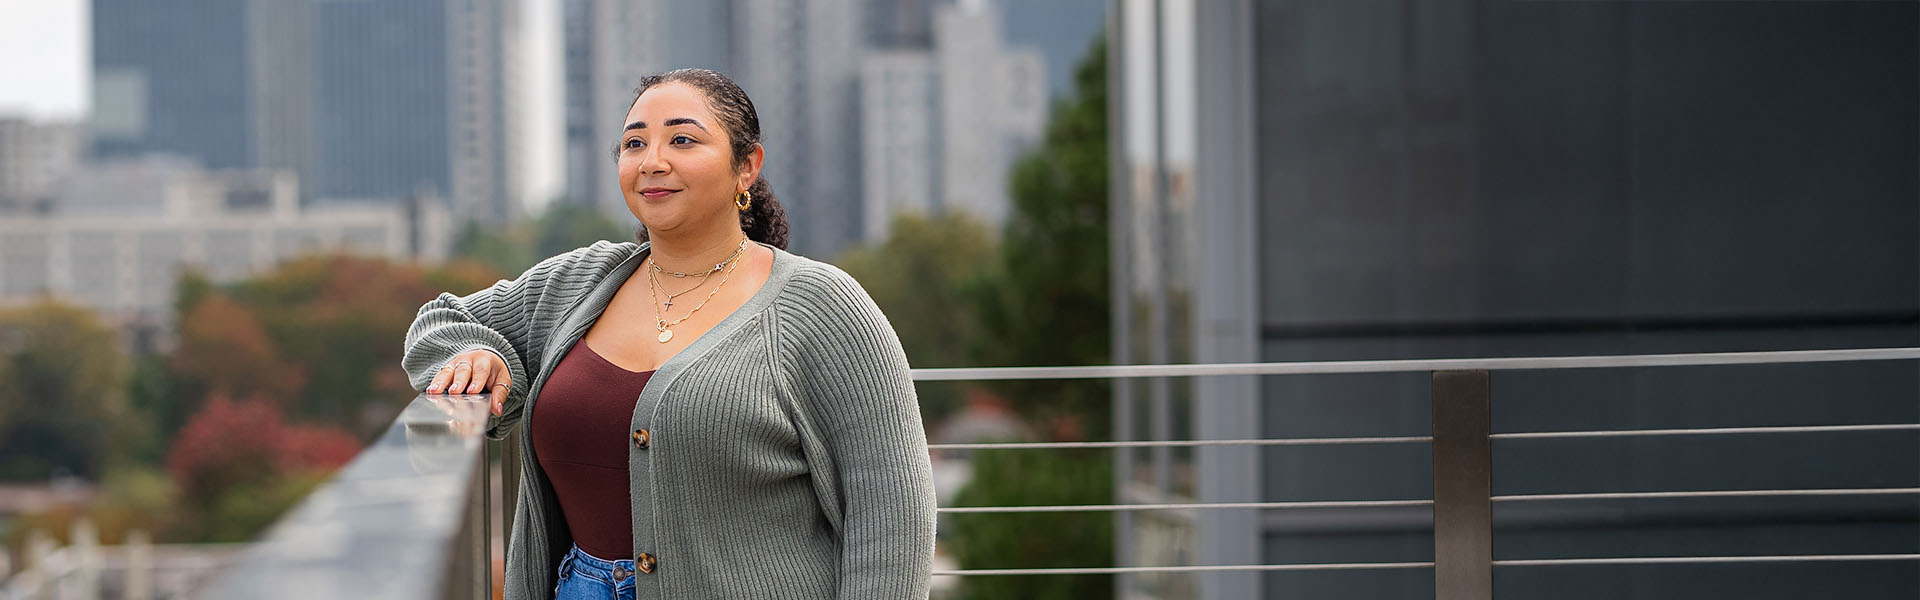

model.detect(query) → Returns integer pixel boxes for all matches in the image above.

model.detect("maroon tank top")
[532,338,654,560]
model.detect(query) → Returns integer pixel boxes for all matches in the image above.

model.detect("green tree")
[948,34,1115,600]
[0,301,140,481]
[948,449,1114,599]
[836,212,996,423]
[536,202,632,259]
[454,201,631,276]
[452,220,537,276]
[968,33,1112,440]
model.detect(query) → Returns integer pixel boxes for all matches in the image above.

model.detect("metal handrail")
[910,347,1920,380]
[193,395,492,599]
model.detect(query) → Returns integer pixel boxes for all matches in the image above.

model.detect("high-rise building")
[856,0,1045,243]
[0,117,83,213]
[562,0,868,259]
[930,1,1044,233]
[858,51,938,242]
[90,0,254,170]
[446,0,523,224]
[561,0,666,230]
[89,0,522,225]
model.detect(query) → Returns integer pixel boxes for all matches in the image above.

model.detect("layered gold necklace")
[646,238,749,343]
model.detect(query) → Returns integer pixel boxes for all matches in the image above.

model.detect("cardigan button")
[637,552,657,574]
[632,429,651,450]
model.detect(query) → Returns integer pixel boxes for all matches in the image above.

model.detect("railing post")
[445,440,490,600]
[502,436,522,585]
[1432,370,1492,600]
[473,440,492,598]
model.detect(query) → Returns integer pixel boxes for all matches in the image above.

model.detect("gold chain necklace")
[646,238,749,343]
[648,241,745,308]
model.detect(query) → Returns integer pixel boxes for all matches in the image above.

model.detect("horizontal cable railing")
[921,347,1920,598]
[913,347,1920,380]
[937,555,1920,576]
[1491,423,1920,440]
[929,435,1432,450]
[939,499,1434,514]
[1493,488,1920,502]
[928,424,1920,450]
[1491,554,1920,567]
[941,562,1440,575]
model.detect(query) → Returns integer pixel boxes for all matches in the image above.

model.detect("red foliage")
[165,394,363,502]
[279,426,362,472]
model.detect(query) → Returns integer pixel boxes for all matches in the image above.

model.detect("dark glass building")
[311,0,450,200]
[91,0,254,170]
[1113,1,1919,598]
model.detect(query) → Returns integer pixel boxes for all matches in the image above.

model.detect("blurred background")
[0,0,1913,599]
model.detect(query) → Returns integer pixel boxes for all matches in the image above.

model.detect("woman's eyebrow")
[665,117,707,131]
[623,118,708,132]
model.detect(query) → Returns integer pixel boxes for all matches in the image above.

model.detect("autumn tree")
[164,394,359,541]
[0,301,139,481]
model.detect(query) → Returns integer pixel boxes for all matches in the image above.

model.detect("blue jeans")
[554,544,636,600]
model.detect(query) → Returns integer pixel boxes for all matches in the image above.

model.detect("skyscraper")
[562,0,869,259]
[859,51,938,242]
[856,0,1046,243]
[561,0,666,230]
[89,0,522,224]
[90,0,253,170]
[0,117,82,213]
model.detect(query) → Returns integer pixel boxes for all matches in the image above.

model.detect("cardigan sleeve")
[401,242,610,440]
[785,264,937,599]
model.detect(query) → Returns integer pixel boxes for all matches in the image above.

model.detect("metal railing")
[920,347,1920,599]
[194,394,492,599]
[184,347,1918,599]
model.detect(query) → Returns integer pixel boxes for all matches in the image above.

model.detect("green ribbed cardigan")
[401,240,935,599]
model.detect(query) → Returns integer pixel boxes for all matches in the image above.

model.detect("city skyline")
[0,0,1101,220]
[0,0,567,215]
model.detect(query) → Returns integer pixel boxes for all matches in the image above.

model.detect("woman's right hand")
[425,349,512,416]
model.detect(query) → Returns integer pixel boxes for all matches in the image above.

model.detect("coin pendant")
[657,329,674,343]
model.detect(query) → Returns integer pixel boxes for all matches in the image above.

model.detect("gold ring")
[493,383,509,389]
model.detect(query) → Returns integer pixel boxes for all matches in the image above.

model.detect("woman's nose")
[639,146,668,174]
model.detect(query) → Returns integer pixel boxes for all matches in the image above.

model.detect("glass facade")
[1116,1,1918,598]
[91,0,253,169]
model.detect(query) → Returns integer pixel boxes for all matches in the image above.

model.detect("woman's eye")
[672,135,694,145]
[623,138,643,150]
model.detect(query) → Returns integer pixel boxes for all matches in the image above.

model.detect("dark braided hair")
[616,68,789,250]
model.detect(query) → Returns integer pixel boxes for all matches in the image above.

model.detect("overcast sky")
[0,0,89,119]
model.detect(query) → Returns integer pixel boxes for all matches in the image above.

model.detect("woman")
[402,68,936,599]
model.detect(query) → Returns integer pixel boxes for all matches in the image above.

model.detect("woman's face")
[616,82,759,239]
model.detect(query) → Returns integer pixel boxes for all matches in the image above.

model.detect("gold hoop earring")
[735,190,752,212]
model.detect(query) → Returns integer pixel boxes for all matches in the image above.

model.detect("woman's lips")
[640,187,679,200]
